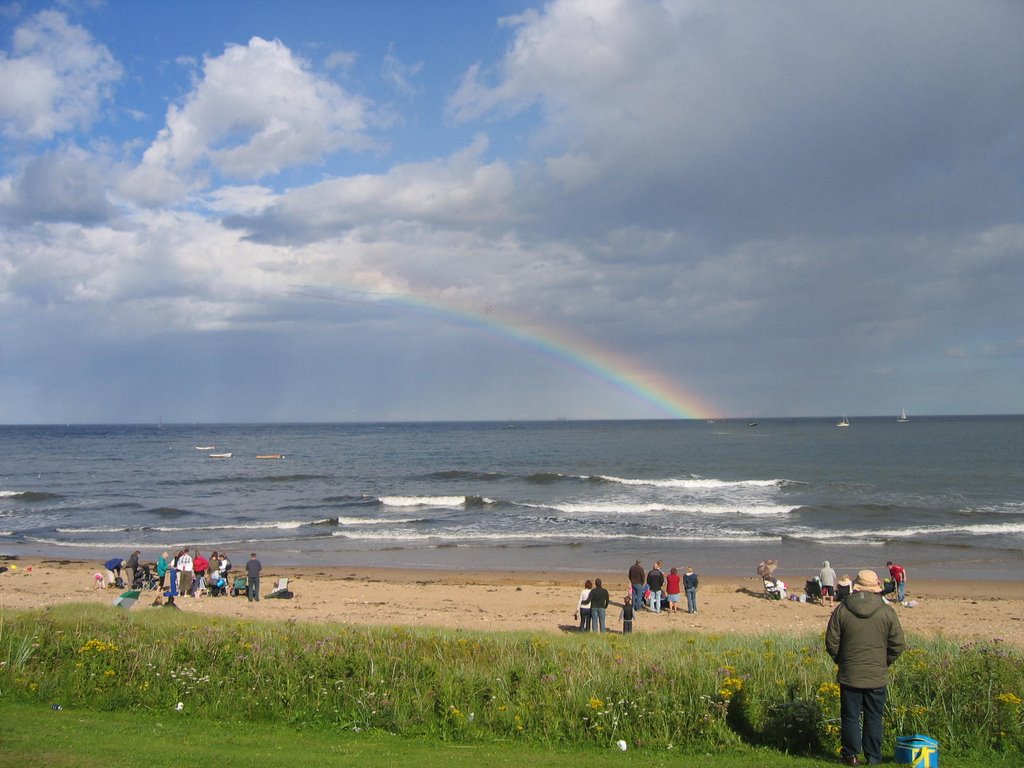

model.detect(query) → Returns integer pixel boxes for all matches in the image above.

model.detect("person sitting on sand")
[836,574,853,602]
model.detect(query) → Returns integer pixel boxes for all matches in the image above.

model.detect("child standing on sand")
[620,594,634,633]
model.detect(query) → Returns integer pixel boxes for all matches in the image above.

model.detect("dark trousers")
[840,684,887,763]
[247,575,260,601]
[578,608,592,631]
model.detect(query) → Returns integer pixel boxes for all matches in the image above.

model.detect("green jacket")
[825,591,906,689]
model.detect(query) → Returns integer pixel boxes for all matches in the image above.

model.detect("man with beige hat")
[825,569,906,766]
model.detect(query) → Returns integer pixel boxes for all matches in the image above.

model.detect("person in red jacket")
[886,561,907,603]
[665,566,682,612]
[190,551,209,597]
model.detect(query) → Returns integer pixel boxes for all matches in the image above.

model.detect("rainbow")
[298,286,717,419]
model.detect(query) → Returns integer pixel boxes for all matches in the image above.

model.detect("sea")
[1,417,1022,581]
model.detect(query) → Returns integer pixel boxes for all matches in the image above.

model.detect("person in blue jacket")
[103,557,126,587]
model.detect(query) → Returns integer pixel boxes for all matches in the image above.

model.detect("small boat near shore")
[209,452,232,459]
[256,454,284,459]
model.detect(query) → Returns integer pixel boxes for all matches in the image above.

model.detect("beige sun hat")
[853,569,883,593]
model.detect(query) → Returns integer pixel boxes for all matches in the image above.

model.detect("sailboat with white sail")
[836,415,850,427]
[897,408,909,423]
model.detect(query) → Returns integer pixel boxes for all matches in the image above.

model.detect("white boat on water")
[209,452,232,459]
[195,446,215,450]
[897,408,909,423]
[837,416,850,427]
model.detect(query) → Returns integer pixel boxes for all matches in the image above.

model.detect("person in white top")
[177,548,194,597]
[575,580,593,631]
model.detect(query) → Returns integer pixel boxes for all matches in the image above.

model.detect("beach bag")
[114,576,125,588]
[895,735,938,768]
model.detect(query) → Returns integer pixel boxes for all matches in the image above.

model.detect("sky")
[1,0,1022,423]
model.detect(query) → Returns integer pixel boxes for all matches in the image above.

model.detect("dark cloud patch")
[1,148,117,226]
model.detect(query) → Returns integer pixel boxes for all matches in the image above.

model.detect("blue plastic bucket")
[895,735,939,768]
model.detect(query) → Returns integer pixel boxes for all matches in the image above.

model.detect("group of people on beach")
[574,559,700,633]
[101,549,263,603]
[762,559,909,609]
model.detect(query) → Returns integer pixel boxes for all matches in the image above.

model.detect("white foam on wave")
[0,490,24,497]
[379,496,480,508]
[597,476,789,489]
[887,522,1024,538]
[58,526,132,533]
[0,530,12,536]
[788,521,1024,542]
[25,536,256,549]
[337,516,424,526]
[333,529,778,543]
[522,501,796,516]
[152,521,305,532]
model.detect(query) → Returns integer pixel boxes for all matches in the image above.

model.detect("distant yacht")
[897,408,909,423]
[837,416,850,428]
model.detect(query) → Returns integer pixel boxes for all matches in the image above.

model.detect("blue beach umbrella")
[112,590,141,610]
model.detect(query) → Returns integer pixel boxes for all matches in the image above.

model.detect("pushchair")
[230,575,248,597]
[763,576,785,600]
[208,572,229,597]
[804,578,822,603]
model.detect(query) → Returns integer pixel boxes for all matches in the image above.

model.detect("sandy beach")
[1,557,1022,649]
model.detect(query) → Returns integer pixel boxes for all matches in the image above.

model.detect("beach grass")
[1,604,1022,762]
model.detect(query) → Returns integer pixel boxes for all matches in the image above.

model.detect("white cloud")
[121,36,378,205]
[381,44,423,97]
[228,134,514,242]
[448,0,1024,240]
[0,10,122,141]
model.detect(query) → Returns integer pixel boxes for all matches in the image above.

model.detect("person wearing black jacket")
[646,561,665,613]
[588,578,610,633]
[628,559,645,611]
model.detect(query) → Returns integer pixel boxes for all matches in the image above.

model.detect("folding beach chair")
[763,577,783,600]
[267,578,293,599]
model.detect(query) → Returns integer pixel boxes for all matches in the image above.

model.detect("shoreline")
[2,557,1023,649]
[5,537,1024,583]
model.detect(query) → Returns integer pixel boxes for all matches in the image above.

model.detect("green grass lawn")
[0,699,1012,768]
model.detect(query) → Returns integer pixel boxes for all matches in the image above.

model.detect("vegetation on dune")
[1,604,1022,760]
